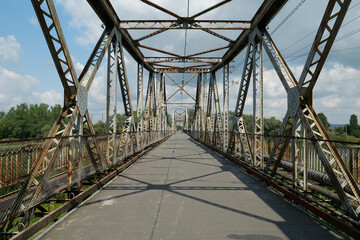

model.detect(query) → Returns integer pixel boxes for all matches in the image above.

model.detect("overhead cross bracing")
[88,0,286,73]
[1,0,360,239]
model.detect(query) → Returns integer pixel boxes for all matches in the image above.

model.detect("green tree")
[264,117,282,136]
[93,120,107,134]
[318,112,330,130]
[167,113,172,126]
[0,103,62,140]
[346,114,360,138]
[334,126,345,134]
[186,108,195,126]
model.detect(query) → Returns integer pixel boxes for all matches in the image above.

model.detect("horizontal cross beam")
[87,0,154,71]
[155,68,210,73]
[167,102,194,105]
[144,57,222,63]
[153,63,212,69]
[119,20,251,30]
[211,0,288,72]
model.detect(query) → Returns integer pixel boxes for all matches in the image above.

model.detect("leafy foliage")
[186,109,282,136]
[1,103,358,144]
[318,112,330,130]
[0,103,62,140]
[92,111,173,134]
[346,114,360,138]
[93,120,107,134]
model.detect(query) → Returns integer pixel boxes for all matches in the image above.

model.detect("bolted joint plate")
[288,87,299,118]
[77,85,88,117]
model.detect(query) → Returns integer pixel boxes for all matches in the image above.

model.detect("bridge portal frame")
[1,0,359,238]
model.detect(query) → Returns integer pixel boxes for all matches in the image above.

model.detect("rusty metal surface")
[1,0,359,238]
[36,133,344,240]
[189,133,360,239]
[9,133,173,240]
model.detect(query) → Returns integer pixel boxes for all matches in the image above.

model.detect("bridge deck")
[37,133,342,240]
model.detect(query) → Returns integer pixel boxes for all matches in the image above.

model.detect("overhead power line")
[281,3,360,54]
[229,0,360,87]
[271,0,306,35]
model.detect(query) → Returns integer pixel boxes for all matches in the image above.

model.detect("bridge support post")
[136,63,144,152]
[223,64,229,152]
[259,0,359,217]
[106,35,119,164]
[113,30,137,161]
[252,39,264,169]
[227,34,255,162]
[1,0,114,230]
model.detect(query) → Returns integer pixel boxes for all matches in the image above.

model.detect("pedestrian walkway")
[38,132,343,240]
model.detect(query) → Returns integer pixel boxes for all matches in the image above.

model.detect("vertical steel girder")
[106,38,119,164]
[113,30,136,158]
[201,73,207,141]
[143,71,154,132]
[137,63,144,131]
[150,73,158,133]
[227,35,255,156]
[252,40,264,168]
[193,73,203,139]
[160,73,168,134]
[156,73,162,133]
[211,72,223,148]
[115,31,133,117]
[223,65,230,151]
[205,72,214,144]
[235,116,252,163]
[136,63,144,151]
[259,0,359,217]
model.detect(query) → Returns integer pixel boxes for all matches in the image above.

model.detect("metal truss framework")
[119,20,251,30]
[189,0,360,227]
[2,0,360,237]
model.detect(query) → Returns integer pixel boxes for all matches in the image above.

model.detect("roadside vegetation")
[185,108,360,143]
[0,103,359,143]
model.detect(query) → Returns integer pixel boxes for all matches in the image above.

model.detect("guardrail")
[0,130,173,227]
[187,130,360,238]
[188,130,360,183]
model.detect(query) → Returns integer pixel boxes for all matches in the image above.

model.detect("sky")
[0,0,360,125]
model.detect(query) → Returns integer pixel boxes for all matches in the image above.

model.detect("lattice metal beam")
[223,64,229,151]
[258,0,359,217]
[119,20,250,30]
[144,57,222,63]
[252,40,264,168]
[156,68,210,73]
[227,35,255,155]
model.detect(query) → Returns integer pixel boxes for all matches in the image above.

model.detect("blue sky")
[1,0,360,124]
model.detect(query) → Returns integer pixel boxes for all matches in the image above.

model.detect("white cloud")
[312,63,360,122]
[0,67,62,111]
[0,35,22,63]
[31,90,62,106]
[226,61,360,123]
[30,17,37,26]
[55,0,102,46]
[319,96,342,108]
[49,1,360,125]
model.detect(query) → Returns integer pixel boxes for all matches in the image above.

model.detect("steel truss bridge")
[1,0,360,239]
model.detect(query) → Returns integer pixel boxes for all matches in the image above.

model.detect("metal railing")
[0,130,173,224]
[188,130,360,183]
